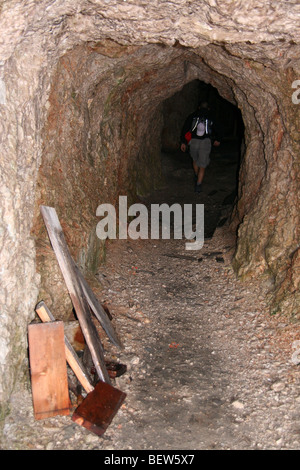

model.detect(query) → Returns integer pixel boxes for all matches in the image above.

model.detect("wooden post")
[40,205,111,384]
[74,263,122,348]
[28,322,70,420]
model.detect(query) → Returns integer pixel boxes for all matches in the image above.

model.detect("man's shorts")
[189,138,212,168]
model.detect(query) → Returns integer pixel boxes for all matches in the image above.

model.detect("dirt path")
[2,143,300,450]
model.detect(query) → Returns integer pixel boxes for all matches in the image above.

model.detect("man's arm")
[180,114,194,151]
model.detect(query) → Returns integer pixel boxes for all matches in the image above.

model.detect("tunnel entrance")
[33,44,248,321]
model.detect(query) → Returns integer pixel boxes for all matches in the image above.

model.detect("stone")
[232,400,245,410]
[271,382,286,392]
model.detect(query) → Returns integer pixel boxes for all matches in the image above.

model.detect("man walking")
[180,102,220,192]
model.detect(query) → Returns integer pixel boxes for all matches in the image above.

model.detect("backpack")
[185,115,212,143]
[192,116,211,137]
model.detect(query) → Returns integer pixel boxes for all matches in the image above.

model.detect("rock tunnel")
[0,1,299,443]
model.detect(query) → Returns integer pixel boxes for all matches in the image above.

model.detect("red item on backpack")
[184,131,192,143]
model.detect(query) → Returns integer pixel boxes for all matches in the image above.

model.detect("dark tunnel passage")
[154,79,245,240]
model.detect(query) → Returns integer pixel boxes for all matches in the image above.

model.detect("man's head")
[198,101,209,110]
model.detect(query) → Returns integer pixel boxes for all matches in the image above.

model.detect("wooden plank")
[73,263,122,348]
[40,205,111,385]
[28,322,70,420]
[35,301,94,394]
[72,381,127,436]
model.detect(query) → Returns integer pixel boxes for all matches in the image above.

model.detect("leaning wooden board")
[28,321,70,420]
[35,301,94,394]
[40,205,111,385]
[72,381,126,436]
[73,262,122,348]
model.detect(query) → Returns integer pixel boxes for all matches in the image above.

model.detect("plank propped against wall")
[73,263,122,348]
[28,321,70,420]
[40,205,111,385]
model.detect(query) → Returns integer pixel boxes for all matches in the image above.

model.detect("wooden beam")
[40,205,111,385]
[28,321,70,420]
[73,263,122,348]
[35,301,94,394]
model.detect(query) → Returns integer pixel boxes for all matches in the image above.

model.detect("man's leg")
[192,160,199,179]
[190,140,204,192]
[192,161,204,192]
[197,167,205,184]
[195,168,204,192]
[193,161,205,182]
[195,139,211,191]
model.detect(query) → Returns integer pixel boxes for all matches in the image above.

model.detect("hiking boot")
[195,183,202,193]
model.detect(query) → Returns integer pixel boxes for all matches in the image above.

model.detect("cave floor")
[2,141,300,451]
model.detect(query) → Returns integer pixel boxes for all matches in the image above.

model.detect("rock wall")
[0,0,299,416]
